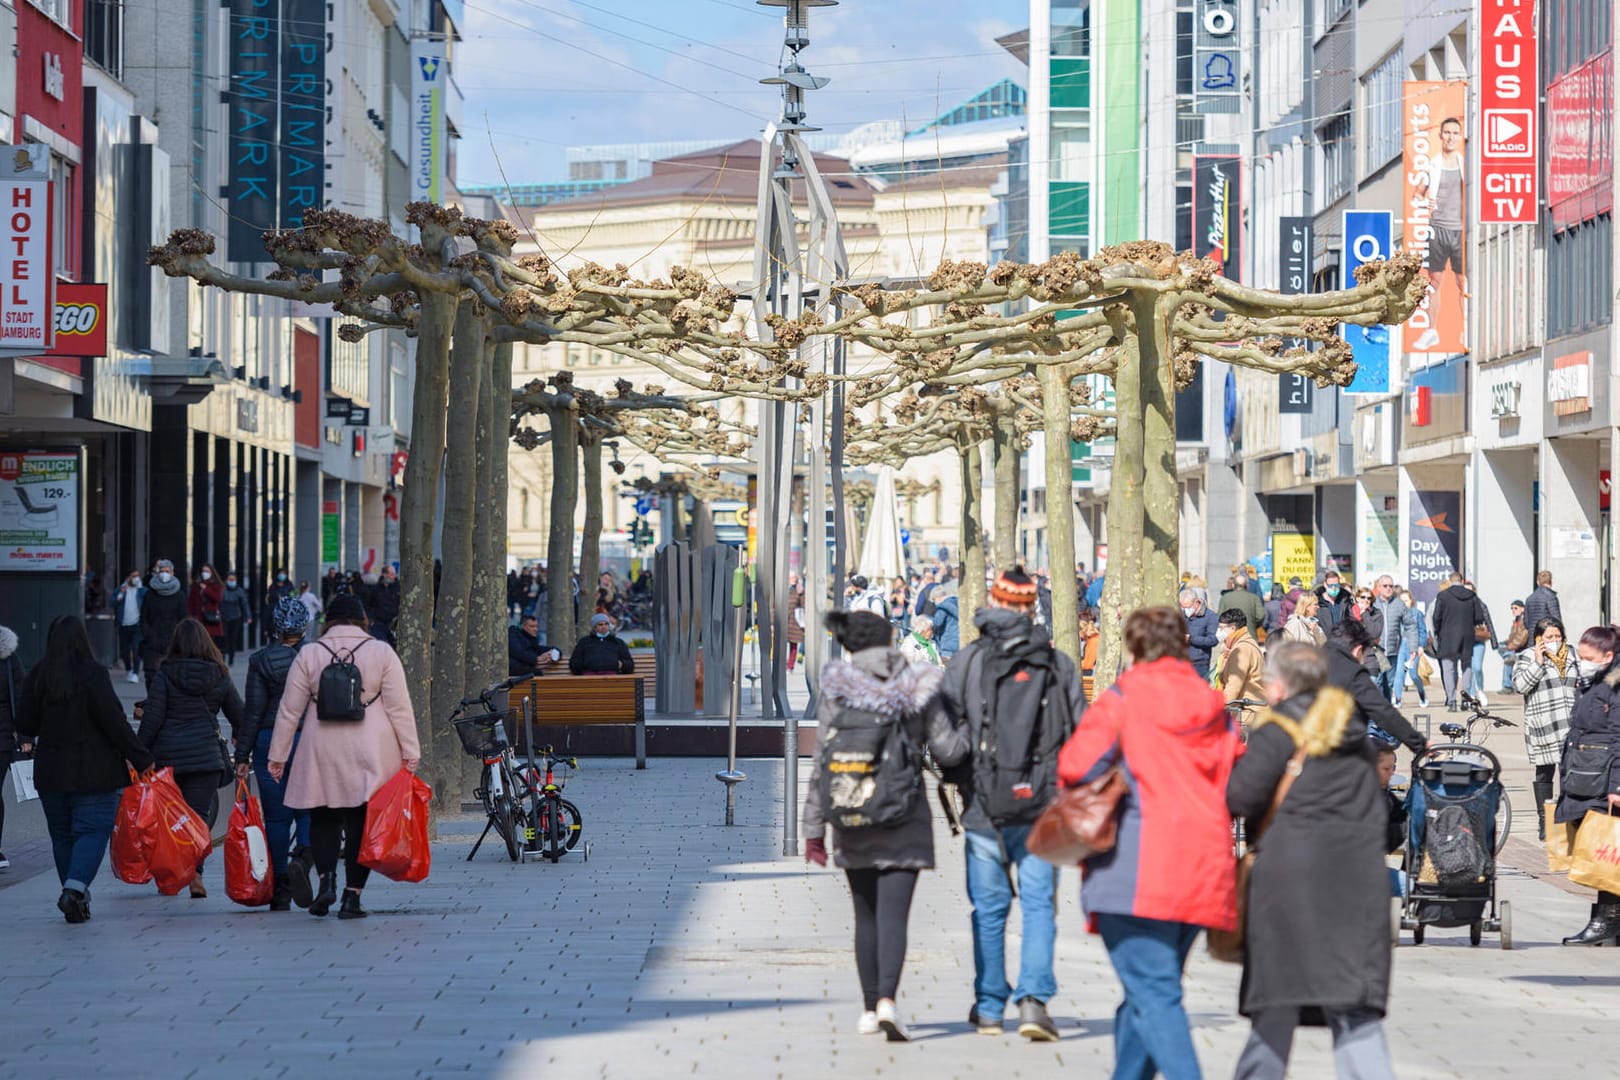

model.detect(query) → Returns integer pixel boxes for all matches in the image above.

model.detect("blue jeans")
[252,729,311,878]
[39,790,121,895]
[1500,650,1518,692]
[965,824,1058,1014]
[1470,641,1487,695]
[1095,914,1204,1080]
[1391,644,1427,706]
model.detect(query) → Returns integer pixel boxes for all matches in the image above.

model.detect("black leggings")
[845,868,919,1010]
[309,805,371,890]
[173,771,222,869]
[0,757,9,848]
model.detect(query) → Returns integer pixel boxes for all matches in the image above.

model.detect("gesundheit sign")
[1478,0,1538,224]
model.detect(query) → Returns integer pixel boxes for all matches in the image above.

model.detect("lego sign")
[0,178,55,353]
[1479,0,1538,223]
[45,283,109,358]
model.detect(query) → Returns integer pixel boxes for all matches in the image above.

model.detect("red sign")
[43,284,109,358]
[1409,385,1433,428]
[1547,51,1614,226]
[1479,0,1539,223]
[1601,470,1612,512]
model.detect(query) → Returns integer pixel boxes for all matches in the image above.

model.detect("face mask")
[1579,659,1604,679]
[277,573,287,582]
[200,571,211,581]
[1325,585,1340,597]
[595,629,609,638]
[157,571,173,583]
[227,579,237,587]
[1216,626,1233,643]
[1180,606,1194,616]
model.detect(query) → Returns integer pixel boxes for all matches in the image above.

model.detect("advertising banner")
[0,178,55,353]
[1479,0,1538,224]
[1278,216,1313,414]
[279,0,326,232]
[0,450,80,571]
[321,500,340,565]
[1192,0,1241,114]
[227,0,280,262]
[1547,51,1614,225]
[45,283,108,358]
[1403,80,1469,358]
[1362,500,1400,584]
[1408,490,1461,605]
[1342,209,1393,393]
[1271,532,1316,588]
[410,41,447,205]
[1193,155,1242,281]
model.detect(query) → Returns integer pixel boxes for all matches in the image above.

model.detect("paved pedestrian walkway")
[1,737,1615,1079]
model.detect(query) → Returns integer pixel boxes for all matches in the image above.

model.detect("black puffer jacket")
[1430,583,1488,660]
[15,658,152,793]
[233,642,301,763]
[139,658,244,776]
[1555,660,1620,825]
[367,580,401,627]
[139,586,187,663]
[0,625,22,757]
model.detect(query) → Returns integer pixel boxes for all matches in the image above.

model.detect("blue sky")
[456,0,1026,184]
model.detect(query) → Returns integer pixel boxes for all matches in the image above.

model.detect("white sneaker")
[857,1011,880,1036]
[0,852,10,871]
[876,999,909,1042]
[127,671,139,683]
[1413,327,1440,350]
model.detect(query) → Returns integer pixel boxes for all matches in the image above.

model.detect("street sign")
[634,495,653,516]
[900,528,910,546]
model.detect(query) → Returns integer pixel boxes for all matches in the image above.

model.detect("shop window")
[1316,113,1352,206]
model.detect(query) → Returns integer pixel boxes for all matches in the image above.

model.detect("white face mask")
[157,571,173,583]
[1216,626,1233,643]
[1180,606,1194,617]
[200,570,211,581]
[1579,658,1605,679]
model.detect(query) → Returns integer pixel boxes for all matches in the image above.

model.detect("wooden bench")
[508,675,646,768]
[528,650,657,701]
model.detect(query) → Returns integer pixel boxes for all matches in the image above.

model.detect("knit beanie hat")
[990,565,1039,608]
[326,593,367,623]
[273,595,310,635]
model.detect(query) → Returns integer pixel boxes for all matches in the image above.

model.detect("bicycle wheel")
[493,763,522,862]
[556,798,583,852]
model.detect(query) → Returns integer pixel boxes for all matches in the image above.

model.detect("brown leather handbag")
[1208,744,1308,964]
[1027,767,1129,867]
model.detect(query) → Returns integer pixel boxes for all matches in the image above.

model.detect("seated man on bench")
[570,613,635,675]
[509,612,562,677]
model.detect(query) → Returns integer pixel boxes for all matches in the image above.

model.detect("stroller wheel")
[1469,921,1482,947]
[1412,924,1425,945]
[1499,902,1513,950]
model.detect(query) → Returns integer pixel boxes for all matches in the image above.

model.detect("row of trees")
[150,205,1424,798]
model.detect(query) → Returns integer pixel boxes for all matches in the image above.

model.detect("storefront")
[1470,350,1543,636]
[1541,335,1610,632]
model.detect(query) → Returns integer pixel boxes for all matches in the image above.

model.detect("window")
[1314,0,1350,36]
[47,155,75,278]
[1317,113,1352,206]
[1478,224,1541,360]
[1548,0,1613,78]
[1050,123,1090,182]
[31,0,73,29]
[1175,10,1193,96]
[1547,213,1614,339]
[85,0,124,78]
[1052,0,1089,58]
[1361,52,1403,175]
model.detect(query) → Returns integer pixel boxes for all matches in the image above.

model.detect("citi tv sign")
[1479,0,1538,223]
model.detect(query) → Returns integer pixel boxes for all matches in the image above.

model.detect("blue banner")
[1408,489,1461,605]
[1342,209,1393,395]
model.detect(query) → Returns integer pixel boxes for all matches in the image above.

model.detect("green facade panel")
[1050,181,1090,240]
[1050,57,1091,110]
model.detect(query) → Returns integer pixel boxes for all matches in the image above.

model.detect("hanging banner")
[1193,154,1242,281]
[1403,80,1469,358]
[0,176,54,353]
[227,0,280,262]
[279,0,325,232]
[1278,216,1314,414]
[0,450,80,571]
[1547,51,1614,226]
[1408,489,1461,605]
[410,40,447,205]
[1479,0,1538,224]
[1342,210,1393,394]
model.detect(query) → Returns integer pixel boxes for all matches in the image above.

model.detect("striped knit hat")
[990,566,1039,608]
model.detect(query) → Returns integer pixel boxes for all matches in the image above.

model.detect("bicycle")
[1435,693,1516,855]
[512,745,587,863]
[451,675,530,863]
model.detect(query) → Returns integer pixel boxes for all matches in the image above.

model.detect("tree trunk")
[1041,363,1080,663]
[544,402,580,650]
[1137,293,1181,606]
[428,301,486,808]
[396,287,456,799]
[957,440,986,648]
[576,431,604,643]
[464,333,506,796]
[1097,345,1145,690]
[991,407,1020,571]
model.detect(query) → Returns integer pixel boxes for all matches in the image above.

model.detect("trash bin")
[88,613,118,667]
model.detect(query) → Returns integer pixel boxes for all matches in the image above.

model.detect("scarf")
[909,631,939,664]
[1546,641,1571,678]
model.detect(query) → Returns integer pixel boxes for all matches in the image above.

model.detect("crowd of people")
[505,565,654,634]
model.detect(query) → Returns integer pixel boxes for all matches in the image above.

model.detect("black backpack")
[315,640,377,722]
[817,705,922,831]
[972,635,1073,826]
[1425,804,1488,888]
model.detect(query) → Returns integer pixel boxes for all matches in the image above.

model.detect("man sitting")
[508,613,561,677]
[570,613,635,675]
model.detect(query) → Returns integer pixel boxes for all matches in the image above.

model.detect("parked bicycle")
[512,745,587,863]
[451,675,530,862]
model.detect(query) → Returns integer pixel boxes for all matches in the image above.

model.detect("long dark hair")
[165,617,230,677]
[31,615,96,703]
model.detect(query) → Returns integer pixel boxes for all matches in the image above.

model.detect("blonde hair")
[1294,593,1319,618]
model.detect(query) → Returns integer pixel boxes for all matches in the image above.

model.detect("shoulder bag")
[1208,740,1309,964]
[1028,766,1129,867]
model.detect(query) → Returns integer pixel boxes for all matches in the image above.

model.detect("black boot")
[309,872,338,917]
[269,874,293,912]
[1533,780,1554,842]
[1562,903,1620,946]
[288,847,315,910]
[57,888,89,925]
[338,889,368,920]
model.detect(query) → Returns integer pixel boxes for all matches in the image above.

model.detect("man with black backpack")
[941,566,1084,1042]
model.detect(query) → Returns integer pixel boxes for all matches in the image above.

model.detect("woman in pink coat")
[268,593,419,919]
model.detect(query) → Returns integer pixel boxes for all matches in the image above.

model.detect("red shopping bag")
[139,767,214,895]
[225,779,275,907]
[110,768,154,885]
[359,767,433,882]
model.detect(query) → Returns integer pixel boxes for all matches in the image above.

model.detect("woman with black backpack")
[801,610,967,1042]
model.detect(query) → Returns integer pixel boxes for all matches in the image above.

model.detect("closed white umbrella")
[857,466,906,585]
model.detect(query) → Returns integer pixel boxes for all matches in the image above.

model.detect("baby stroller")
[1398,743,1512,948]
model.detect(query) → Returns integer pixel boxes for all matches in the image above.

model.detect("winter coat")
[1314,586,1351,629]
[1058,657,1243,930]
[1512,646,1578,767]
[234,642,302,763]
[1554,660,1620,825]
[220,584,252,623]
[1430,584,1489,660]
[139,658,244,778]
[188,580,226,639]
[1325,640,1426,755]
[898,631,942,667]
[569,633,634,675]
[1217,588,1264,637]
[1351,604,1384,655]
[939,606,1085,832]
[786,590,806,645]
[850,588,890,619]
[931,595,961,655]
[139,581,187,663]
[268,625,420,810]
[1280,587,1306,622]
[1085,576,1106,609]
[1263,598,1284,635]
[1282,614,1325,647]
[801,649,966,869]
[508,625,558,676]
[367,579,402,628]
[1218,628,1266,723]
[1374,595,1409,654]
[1522,586,1562,635]
[1227,688,1390,1021]
[1184,605,1219,678]
[0,626,21,756]
[15,658,152,793]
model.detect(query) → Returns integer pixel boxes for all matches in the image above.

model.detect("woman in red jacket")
[187,564,226,648]
[1057,606,1244,1080]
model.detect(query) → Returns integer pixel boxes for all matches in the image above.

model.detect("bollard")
[715,565,748,824]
